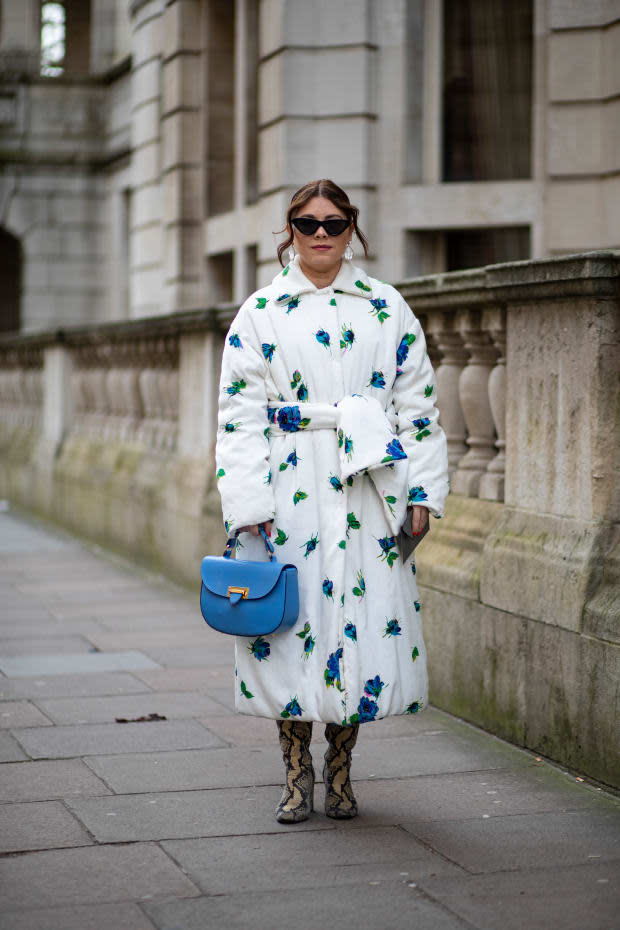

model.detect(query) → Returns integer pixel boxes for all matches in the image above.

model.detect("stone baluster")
[121,366,143,442]
[0,370,8,421]
[0,369,15,426]
[74,348,95,435]
[105,366,125,439]
[22,370,35,419]
[90,367,109,438]
[7,370,22,426]
[450,308,498,497]
[72,367,86,427]
[162,336,180,451]
[27,368,43,427]
[479,307,507,501]
[425,309,468,475]
[161,367,180,451]
[137,351,163,448]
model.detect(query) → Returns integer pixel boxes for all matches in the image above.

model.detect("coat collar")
[271,254,374,302]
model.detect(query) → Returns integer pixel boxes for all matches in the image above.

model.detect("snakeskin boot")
[275,720,315,823]
[323,722,360,818]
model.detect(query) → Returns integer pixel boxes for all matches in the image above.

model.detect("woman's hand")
[410,505,429,537]
[235,520,273,537]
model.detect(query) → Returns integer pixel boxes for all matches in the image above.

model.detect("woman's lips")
[312,245,331,250]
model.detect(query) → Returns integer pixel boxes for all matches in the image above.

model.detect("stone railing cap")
[0,305,237,353]
[399,250,620,311]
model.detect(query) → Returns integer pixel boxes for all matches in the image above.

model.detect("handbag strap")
[222,526,276,561]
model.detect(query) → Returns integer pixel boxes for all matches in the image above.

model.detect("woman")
[215,179,449,824]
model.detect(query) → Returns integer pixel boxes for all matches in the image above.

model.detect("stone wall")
[0,251,618,787]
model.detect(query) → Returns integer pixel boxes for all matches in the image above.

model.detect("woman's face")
[288,196,353,274]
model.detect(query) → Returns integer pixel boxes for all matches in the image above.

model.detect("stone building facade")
[0,0,618,331]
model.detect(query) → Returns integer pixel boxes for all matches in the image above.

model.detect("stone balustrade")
[0,252,618,789]
[0,345,44,430]
[418,302,506,500]
[70,336,180,451]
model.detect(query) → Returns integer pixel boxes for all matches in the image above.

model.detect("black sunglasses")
[290,217,350,237]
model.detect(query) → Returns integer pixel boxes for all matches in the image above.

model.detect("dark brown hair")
[276,179,370,266]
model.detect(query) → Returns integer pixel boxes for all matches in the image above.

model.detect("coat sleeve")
[391,293,450,519]
[215,300,275,534]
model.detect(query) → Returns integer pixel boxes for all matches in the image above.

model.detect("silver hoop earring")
[344,242,354,261]
[288,246,296,263]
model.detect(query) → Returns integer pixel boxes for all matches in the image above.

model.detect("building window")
[206,0,235,216]
[40,2,66,77]
[206,251,234,302]
[442,0,533,181]
[406,226,530,276]
[445,227,530,270]
[0,228,22,333]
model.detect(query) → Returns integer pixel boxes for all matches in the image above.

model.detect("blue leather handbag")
[200,527,299,636]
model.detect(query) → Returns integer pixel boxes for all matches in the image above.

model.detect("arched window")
[0,228,22,332]
[40,2,66,76]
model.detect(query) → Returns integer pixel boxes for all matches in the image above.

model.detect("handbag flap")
[200,554,294,600]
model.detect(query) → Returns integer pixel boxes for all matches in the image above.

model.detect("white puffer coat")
[215,255,449,725]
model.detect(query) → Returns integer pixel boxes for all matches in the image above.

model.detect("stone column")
[479,306,507,501]
[450,308,498,497]
[232,0,249,301]
[128,0,165,317]
[161,0,204,312]
[425,309,468,475]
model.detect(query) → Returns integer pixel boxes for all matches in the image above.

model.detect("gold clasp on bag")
[227,585,249,599]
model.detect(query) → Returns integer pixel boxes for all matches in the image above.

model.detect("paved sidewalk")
[0,509,618,930]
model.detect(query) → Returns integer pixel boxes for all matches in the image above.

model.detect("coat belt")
[268,395,409,537]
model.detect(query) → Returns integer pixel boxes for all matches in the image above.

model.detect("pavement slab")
[142,883,470,930]
[0,902,157,930]
[96,613,201,632]
[84,630,210,652]
[0,635,96,656]
[49,599,195,620]
[0,608,56,623]
[0,759,112,802]
[0,700,53,727]
[401,807,620,872]
[132,665,233,691]
[66,785,341,842]
[198,712,283,745]
[0,800,94,852]
[83,746,285,793]
[1,509,619,928]
[0,730,28,761]
[14,578,146,596]
[34,690,224,725]
[0,843,199,911]
[0,513,74,553]
[0,620,105,639]
[12,718,225,758]
[0,650,161,677]
[160,826,463,895]
[417,862,620,930]
[140,644,235,668]
[343,767,610,825]
[0,671,152,700]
